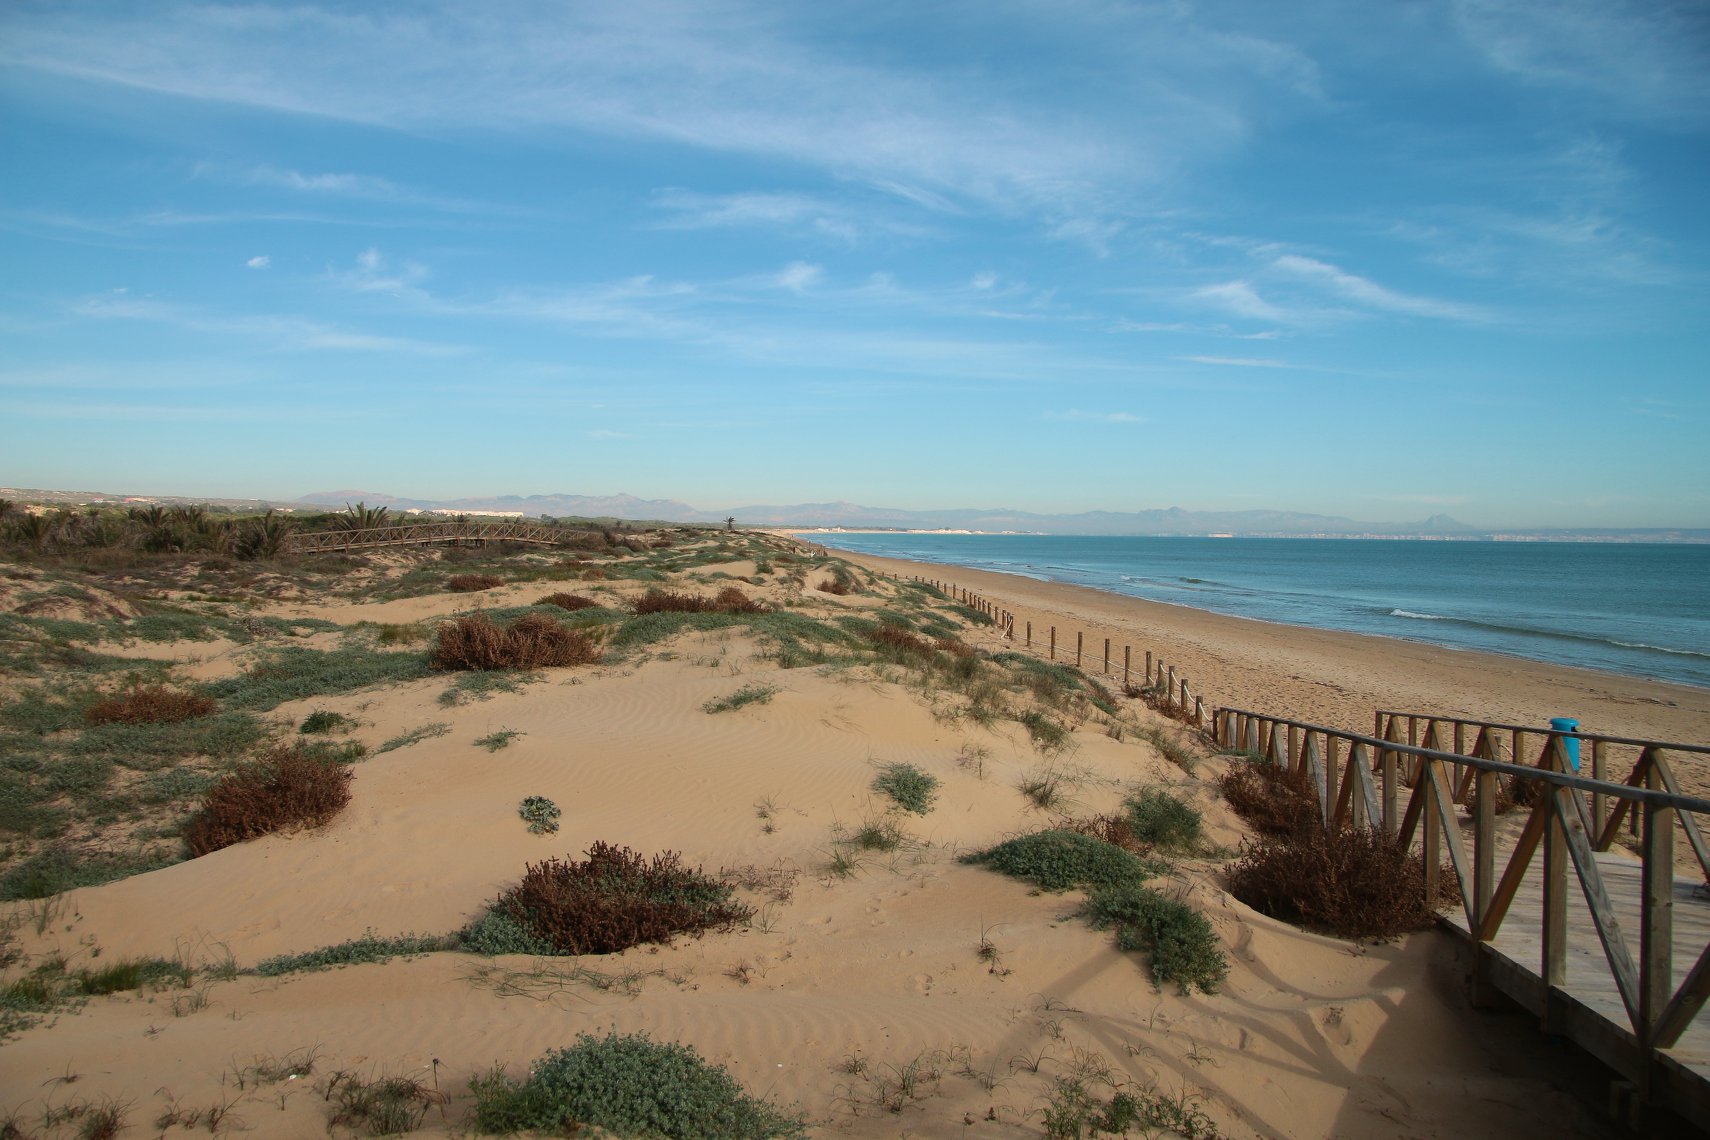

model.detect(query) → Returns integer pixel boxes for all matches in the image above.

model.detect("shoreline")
[827,547,1710,748]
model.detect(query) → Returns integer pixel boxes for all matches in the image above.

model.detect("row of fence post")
[906,574,1209,729]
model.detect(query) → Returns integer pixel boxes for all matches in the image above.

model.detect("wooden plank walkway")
[1441,848,1710,1125]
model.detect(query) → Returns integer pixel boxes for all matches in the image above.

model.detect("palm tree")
[725,516,736,532]
[337,501,391,532]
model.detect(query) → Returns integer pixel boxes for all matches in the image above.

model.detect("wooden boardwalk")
[1442,848,1710,1125]
[1214,707,1710,1130]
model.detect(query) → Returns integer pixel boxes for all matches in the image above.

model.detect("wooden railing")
[1374,710,1710,883]
[281,520,579,555]
[1215,705,1710,1107]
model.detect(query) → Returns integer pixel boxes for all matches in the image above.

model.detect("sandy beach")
[828,548,1710,750]
[2,533,1702,1138]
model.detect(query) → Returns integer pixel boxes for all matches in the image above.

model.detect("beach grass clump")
[1218,757,1319,836]
[429,612,601,671]
[871,762,938,815]
[253,930,456,977]
[475,728,524,752]
[962,830,1165,893]
[326,1072,446,1136]
[299,709,355,734]
[1226,825,1453,940]
[468,1031,808,1139]
[182,743,353,856]
[1018,710,1072,754]
[469,842,753,957]
[702,683,778,714]
[205,644,433,710]
[0,848,178,902]
[83,683,215,726]
[1084,883,1228,994]
[376,722,451,753]
[447,573,504,592]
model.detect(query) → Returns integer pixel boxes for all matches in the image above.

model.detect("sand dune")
[1,540,1679,1137]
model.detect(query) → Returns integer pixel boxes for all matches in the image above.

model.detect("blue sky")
[2,1,1706,528]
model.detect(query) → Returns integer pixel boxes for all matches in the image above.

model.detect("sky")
[2,1,1707,529]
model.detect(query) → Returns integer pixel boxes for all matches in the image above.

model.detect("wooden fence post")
[1103,638,1110,674]
[1145,651,1153,685]
[1123,646,1131,688]
[1076,632,1083,668]
[1050,627,1056,660]
[1026,621,1032,648]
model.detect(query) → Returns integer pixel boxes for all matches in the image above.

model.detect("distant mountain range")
[6,485,1702,541]
[292,490,1710,542]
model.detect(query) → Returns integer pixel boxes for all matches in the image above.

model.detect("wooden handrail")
[1214,703,1710,1075]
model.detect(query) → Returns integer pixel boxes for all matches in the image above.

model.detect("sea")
[802,533,1710,690]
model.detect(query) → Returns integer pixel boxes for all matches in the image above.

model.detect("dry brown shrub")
[430,613,602,671]
[581,567,607,581]
[865,624,936,657]
[713,585,766,613]
[447,573,503,592]
[491,841,753,955]
[933,636,975,658]
[1226,825,1457,939]
[1219,759,1320,836]
[628,588,719,615]
[537,592,598,611]
[85,684,216,725]
[183,743,352,856]
[1061,813,1149,855]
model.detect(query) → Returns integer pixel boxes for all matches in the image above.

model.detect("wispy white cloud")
[1270,254,1489,322]
[72,296,465,356]
[1190,280,1291,323]
[1452,0,1710,125]
[246,255,270,269]
[329,248,430,296]
[1045,409,1145,424]
[1179,355,1294,369]
[0,1,1325,233]
[774,262,822,292]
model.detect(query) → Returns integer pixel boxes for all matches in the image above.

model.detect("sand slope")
[0,559,1643,1138]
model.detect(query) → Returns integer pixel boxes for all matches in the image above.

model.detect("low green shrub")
[376,722,451,754]
[519,795,560,834]
[961,830,1164,892]
[206,645,432,710]
[1085,883,1227,994]
[871,762,938,815]
[469,1031,808,1139]
[1124,788,1204,852]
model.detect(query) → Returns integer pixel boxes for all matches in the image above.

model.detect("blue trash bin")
[1550,717,1580,772]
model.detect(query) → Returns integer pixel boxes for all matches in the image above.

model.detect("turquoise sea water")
[804,533,1710,690]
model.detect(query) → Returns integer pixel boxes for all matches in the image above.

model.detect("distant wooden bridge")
[281,519,579,555]
[1216,706,1710,1129]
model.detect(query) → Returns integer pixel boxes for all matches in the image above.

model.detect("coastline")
[827,547,1710,748]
